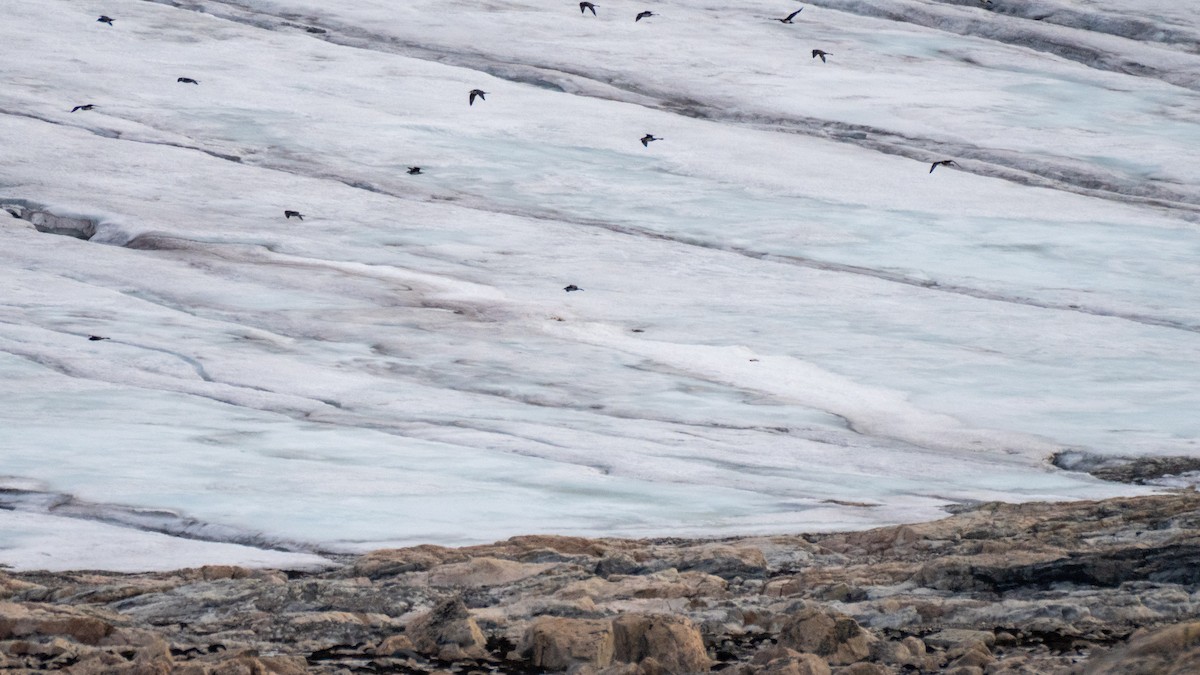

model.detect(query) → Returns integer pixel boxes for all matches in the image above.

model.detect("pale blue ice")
[0,0,1197,570]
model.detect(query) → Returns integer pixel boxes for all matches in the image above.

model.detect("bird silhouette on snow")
[812,49,830,62]
[580,2,597,16]
[635,10,655,22]
[70,104,95,112]
[469,89,487,105]
[929,160,958,173]
[640,134,661,147]
[777,8,804,23]
[284,210,304,220]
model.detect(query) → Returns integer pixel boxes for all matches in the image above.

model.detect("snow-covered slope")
[1,0,1197,570]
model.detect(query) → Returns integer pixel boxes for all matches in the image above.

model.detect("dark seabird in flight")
[88,335,110,341]
[640,134,661,147]
[407,166,422,175]
[564,285,583,292]
[97,15,114,25]
[777,7,804,23]
[929,159,958,173]
[284,210,304,220]
[812,49,830,62]
[177,77,199,84]
[70,104,95,112]
[635,10,655,22]
[580,2,597,15]
[469,89,488,105]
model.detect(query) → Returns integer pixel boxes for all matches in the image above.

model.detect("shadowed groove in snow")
[2,199,97,240]
[810,0,1200,89]
[0,485,324,555]
[931,0,1200,51]
[136,0,1200,216]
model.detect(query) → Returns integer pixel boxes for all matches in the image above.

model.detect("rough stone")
[778,606,875,665]
[752,645,831,675]
[924,629,997,650]
[612,613,711,674]
[427,557,552,588]
[1083,621,1200,674]
[832,664,889,675]
[377,633,415,655]
[405,597,488,660]
[522,617,615,670]
[673,545,769,580]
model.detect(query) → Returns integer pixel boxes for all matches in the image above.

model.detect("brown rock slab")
[778,607,875,665]
[832,664,889,675]
[0,602,115,645]
[427,557,552,588]
[406,597,488,661]
[1084,621,1200,674]
[752,645,831,675]
[612,613,711,674]
[350,545,458,578]
[522,617,615,670]
[376,634,415,655]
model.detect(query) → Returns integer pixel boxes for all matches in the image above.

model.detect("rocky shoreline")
[3,492,1200,674]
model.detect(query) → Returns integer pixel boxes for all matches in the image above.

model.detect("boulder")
[0,602,115,645]
[559,569,727,602]
[612,613,711,674]
[405,597,488,661]
[752,644,831,675]
[597,552,661,577]
[522,617,615,670]
[376,634,415,655]
[946,641,994,670]
[350,545,458,579]
[778,607,875,665]
[427,557,552,587]
[832,665,889,675]
[923,629,996,650]
[870,635,926,667]
[280,610,398,645]
[674,545,768,580]
[1083,621,1200,674]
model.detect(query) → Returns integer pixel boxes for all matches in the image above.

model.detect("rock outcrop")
[2,492,1200,673]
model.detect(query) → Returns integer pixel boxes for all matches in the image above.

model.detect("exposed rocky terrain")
[4,492,1200,674]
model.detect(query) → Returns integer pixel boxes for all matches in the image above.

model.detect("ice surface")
[0,0,1197,571]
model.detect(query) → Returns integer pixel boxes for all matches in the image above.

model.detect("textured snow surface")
[1,0,1198,571]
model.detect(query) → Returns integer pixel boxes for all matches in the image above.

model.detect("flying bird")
[469,89,487,105]
[580,2,597,15]
[177,77,199,84]
[88,335,110,341]
[929,160,958,173]
[564,285,583,292]
[777,7,804,23]
[640,134,661,147]
[407,167,422,175]
[812,49,830,62]
[284,210,304,220]
[70,104,95,112]
[635,10,655,22]
[97,15,114,25]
